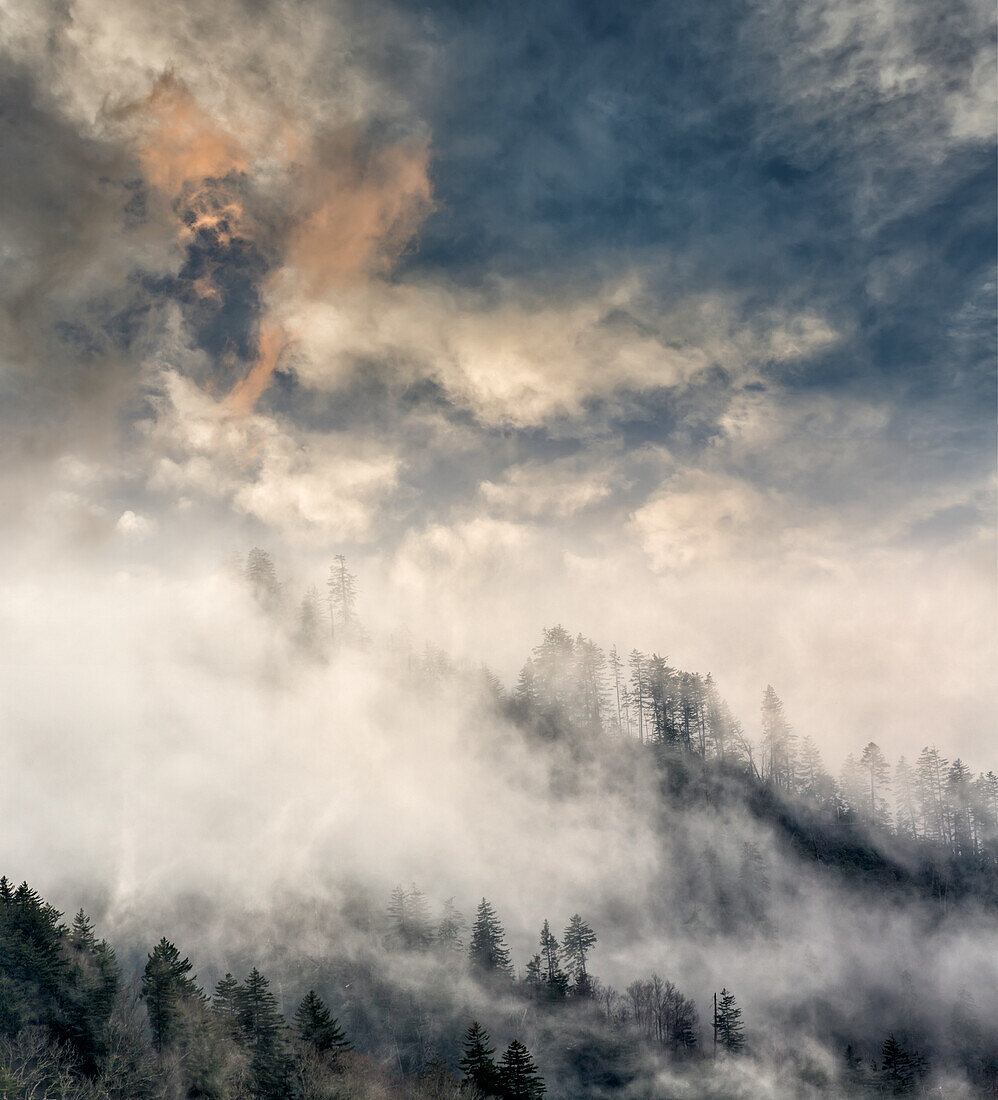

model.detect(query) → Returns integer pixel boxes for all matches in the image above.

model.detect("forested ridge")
[2,551,995,1098]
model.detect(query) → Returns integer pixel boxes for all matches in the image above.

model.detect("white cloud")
[144,371,400,540]
[277,277,840,427]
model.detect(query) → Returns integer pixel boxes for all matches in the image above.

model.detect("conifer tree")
[713,988,745,1053]
[327,555,359,643]
[141,938,202,1053]
[437,897,466,952]
[562,915,597,994]
[236,968,288,1098]
[496,1039,546,1099]
[524,953,543,988]
[859,742,891,827]
[469,899,513,975]
[459,1020,499,1095]
[761,686,796,791]
[538,920,568,998]
[294,990,351,1055]
[69,909,96,953]
[879,1033,915,1093]
[246,548,281,610]
[212,973,241,1029]
[388,884,433,949]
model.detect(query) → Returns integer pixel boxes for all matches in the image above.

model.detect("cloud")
[144,371,400,540]
[279,276,840,427]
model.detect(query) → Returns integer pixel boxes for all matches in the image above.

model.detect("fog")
[1,0,995,1094]
[2,549,996,1095]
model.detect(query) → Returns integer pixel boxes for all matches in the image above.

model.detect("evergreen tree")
[469,899,513,976]
[141,938,202,1053]
[437,897,466,952]
[236,968,288,1098]
[327,555,359,643]
[879,1033,916,1094]
[296,585,321,652]
[246,548,281,610]
[562,914,597,994]
[894,756,920,838]
[294,990,351,1055]
[459,1020,499,1095]
[713,988,745,1053]
[496,1039,545,1099]
[859,742,891,827]
[387,884,433,949]
[524,953,543,989]
[761,686,796,791]
[69,909,96,953]
[628,650,648,743]
[538,920,568,998]
[915,746,952,844]
[212,972,240,1031]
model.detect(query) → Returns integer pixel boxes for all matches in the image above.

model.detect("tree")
[141,938,202,1053]
[894,757,920,838]
[496,1039,545,1099]
[713,988,744,1053]
[761,686,796,791]
[879,1033,921,1094]
[388,884,433,950]
[437,897,466,953]
[628,650,648,743]
[537,921,568,998]
[459,1020,498,1095]
[212,972,240,1030]
[236,968,288,1098]
[69,909,96,953]
[562,915,597,994]
[294,990,350,1056]
[296,585,321,652]
[859,742,891,827]
[469,899,513,976]
[327,555,359,644]
[246,548,280,610]
[915,746,952,845]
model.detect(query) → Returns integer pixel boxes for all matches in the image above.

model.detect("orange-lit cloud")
[287,131,435,294]
[227,324,288,415]
[133,72,247,194]
[122,74,434,413]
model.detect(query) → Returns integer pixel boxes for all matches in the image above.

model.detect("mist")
[1,0,995,1095]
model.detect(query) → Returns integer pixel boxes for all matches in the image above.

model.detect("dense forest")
[2,551,995,1098]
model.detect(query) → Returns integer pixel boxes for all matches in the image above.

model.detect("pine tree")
[879,1033,918,1094]
[538,920,568,998]
[713,988,745,1053]
[236,968,288,1098]
[437,897,466,952]
[562,914,597,994]
[459,1020,499,1095]
[246,548,280,610]
[327,555,359,643]
[496,1039,546,1099]
[69,909,96,953]
[628,650,648,743]
[296,585,321,652]
[141,938,202,1052]
[294,990,351,1055]
[894,756,920,838]
[387,884,432,949]
[469,899,513,976]
[212,972,241,1029]
[859,742,891,827]
[761,686,796,791]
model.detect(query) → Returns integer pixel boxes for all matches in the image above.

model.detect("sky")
[0,0,995,765]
